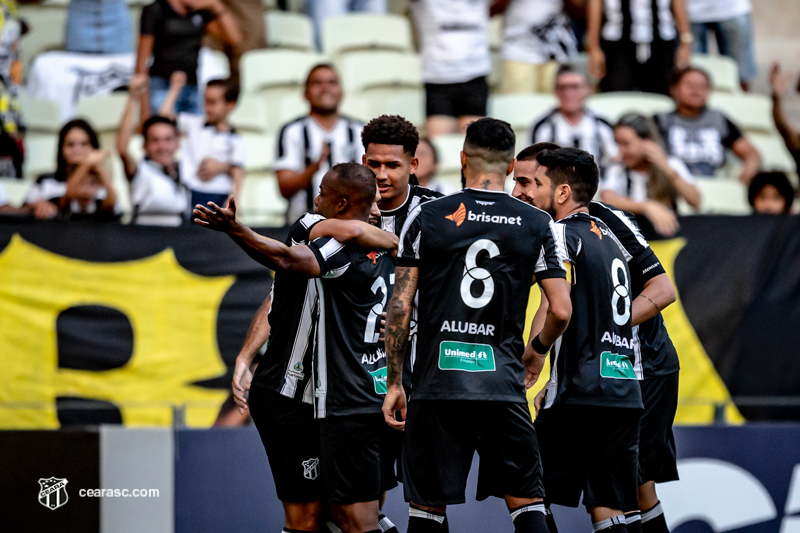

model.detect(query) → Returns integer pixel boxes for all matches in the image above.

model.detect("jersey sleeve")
[534,219,568,281]
[231,134,246,168]
[721,115,744,147]
[286,212,325,246]
[140,2,159,36]
[397,205,423,267]
[273,123,304,172]
[560,223,579,286]
[593,205,666,283]
[308,237,351,278]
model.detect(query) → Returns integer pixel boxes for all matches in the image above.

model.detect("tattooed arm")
[381,265,419,430]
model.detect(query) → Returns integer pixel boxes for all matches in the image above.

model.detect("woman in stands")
[23,119,119,221]
[600,113,701,237]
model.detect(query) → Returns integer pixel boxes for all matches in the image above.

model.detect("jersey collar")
[380,184,412,215]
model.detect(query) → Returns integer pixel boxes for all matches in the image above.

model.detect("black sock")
[641,501,669,533]
[626,512,642,533]
[593,515,628,533]
[545,507,559,533]
[408,505,446,533]
[511,503,549,533]
[379,513,399,533]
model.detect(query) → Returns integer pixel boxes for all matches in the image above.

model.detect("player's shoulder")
[410,184,445,201]
[288,212,325,243]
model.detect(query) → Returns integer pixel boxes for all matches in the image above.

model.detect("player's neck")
[555,203,588,221]
[380,184,410,211]
[464,174,505,192]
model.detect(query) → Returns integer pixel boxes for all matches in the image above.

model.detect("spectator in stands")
[274,64,364,224]
[117,75,190,226]
[492,0,579,94]
[137,0,241,116]
[306,0,387,51]
[748,172,795,215]
[23,119,119,221]
[66,0,133,54]
[531,64,617,169]
[688,0,756,91]
[414,137,454,195]
[203,0,266,85]
[412,0,490,137]
[0,0,23,180]
[656,67,761,183]
[586,0,692,95]
[159,72,245,209]
[601,113,701,237]
[769,62,800,174]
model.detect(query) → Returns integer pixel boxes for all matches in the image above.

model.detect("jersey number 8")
[461,239,500,309]
[611,257,631,326]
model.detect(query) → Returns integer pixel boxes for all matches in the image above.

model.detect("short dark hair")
[671,66,712,88]
[330,162,377,216]
[361,115,419,156]
[748,171,795,212]
[463,117,516,176]
[536,147,599,206]
[419,137,438,164]
[206,78,240,103]
[142,115,177,141]
[517,142,561,162]
[305,63,338,88]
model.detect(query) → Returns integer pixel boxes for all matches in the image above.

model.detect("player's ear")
[362,153,367,166]
[337,196,348,215]
[460,151,467,169]
[409,155,419,175]
[506,158,516,176]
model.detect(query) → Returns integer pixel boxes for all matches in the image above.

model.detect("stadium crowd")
[0,0,795,231]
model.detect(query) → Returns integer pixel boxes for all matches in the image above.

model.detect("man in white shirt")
[411,0,491,137]
[274,64,365,224]
[492,0,579,94]
[531,65,618,170]
[687,0,756,90]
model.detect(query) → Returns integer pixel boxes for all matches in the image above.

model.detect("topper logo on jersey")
[446,203,467,226]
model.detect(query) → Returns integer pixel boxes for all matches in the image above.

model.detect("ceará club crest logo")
[38,477,69,510]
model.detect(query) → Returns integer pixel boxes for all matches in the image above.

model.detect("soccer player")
[521,147,643,533]
[194,163,398,533]
[382,118,572,533]
[514,145,680,533]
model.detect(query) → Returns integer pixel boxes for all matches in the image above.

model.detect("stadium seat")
[24,134,59,180]
[709,93,774,134]
[18,6,67,72]
[487,93,558,134]
[692,54,741,94]
[747,133,798,177]
[240,49,323,95]
[375,90,426,129]
[275,93,311,125]
[431,134,465,186]
[321,14,413,57]
[336,51,422,94]
[229,95,270,134]
[199,48,231,85]
[586,92,674,122]
[241,133,275,172]
[265,11,314,51]
[338,94,373,124]
[489,16,503,52]
[18,93,61,133]
[75,93,130,150]
[1,177,31,205]
[238,172,286,227]
[678,177,750,215]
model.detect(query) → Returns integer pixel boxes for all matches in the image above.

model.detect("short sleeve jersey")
[251,213,327,404]
[589,202,680,377]
[655,109,743,177]
[178,113,246,195]
[398,189,567,403]
[541,212,643,411]
[532,108,618,170]
[311,240,395,418]
[140,0,214,84]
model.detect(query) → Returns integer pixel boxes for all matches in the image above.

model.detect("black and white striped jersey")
[312,240,396,418]
[589,201,680,377]
[541,212,643,411]
[398,188,567,403]
[601,0,677,44]
[380,184,444,391]
[250,213,329,404]
[531,109,618,170]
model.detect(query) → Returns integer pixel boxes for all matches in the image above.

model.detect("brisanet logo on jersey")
[36,477,160,510]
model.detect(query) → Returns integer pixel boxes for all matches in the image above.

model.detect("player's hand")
[533,387,546,416]
[193,195,238,231]
[643,200,679,237]
[197,158,229,180]
[522,343,545,390]
[588,46,606,82]
[382,384,407,431]
[232,356,253,414]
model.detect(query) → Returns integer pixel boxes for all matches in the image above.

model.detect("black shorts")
[425,76,488,118]
[402,400,544,507]
[535,405,640,511]
[639,373,680,484]
[599,39,677,95]
[319,412,397,504]
[249,387,322,503]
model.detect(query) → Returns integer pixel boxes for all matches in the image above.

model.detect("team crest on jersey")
[38,477,69,510]
[288,362,305,379]
[446,203,467,226]
[302,458,320,480]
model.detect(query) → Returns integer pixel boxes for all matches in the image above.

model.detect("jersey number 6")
[461,239,500,309]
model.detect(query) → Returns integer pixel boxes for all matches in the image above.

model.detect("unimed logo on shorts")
[599,352,637,380]
[438,341,495,372]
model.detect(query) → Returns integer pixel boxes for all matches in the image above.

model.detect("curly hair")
[361,115,419,156]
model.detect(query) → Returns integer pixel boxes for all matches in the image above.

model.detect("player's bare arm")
[194,197,323,277]
[632,273,676,326]
[310,219,399,252]
[382,265,418,430]
[232,293,272,414]
[524,277,572,389]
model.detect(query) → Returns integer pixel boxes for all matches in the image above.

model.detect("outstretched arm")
[310,219,398,251]
[194,197,322,276]
[382,265,418,430]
